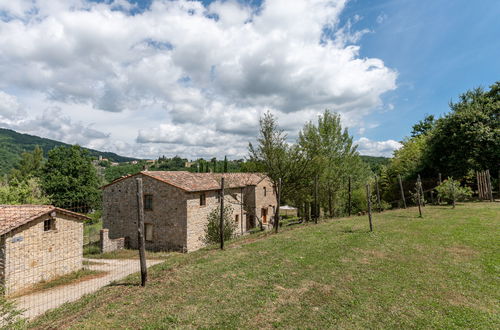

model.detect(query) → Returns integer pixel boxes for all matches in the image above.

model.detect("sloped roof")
[0,205,89,236]
[102,171,268,192]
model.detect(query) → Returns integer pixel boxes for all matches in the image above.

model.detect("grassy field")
[26,202,499,329]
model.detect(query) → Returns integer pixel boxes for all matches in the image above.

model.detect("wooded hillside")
[0,128,137,175]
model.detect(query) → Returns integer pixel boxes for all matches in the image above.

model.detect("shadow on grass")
[339,227,369,234]
[107,282,139,287]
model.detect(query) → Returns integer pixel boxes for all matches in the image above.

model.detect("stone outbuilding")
[0,205,87,295]
[102,171,277,252]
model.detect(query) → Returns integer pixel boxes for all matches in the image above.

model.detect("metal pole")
[136,177,147,286]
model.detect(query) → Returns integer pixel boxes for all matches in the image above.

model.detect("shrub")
[204,205,237,244]
[435,178,472,204]
[0,287,25,327]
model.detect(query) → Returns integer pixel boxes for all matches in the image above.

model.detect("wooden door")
[262,208,267,224]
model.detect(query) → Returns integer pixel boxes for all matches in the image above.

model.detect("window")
[235,214,239,223]
[144,194,153,211]
[145,224,154,242]
[43,219,55,231]
[200,193,206,206]
[263,187,267,196]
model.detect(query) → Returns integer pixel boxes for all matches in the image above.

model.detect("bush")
[83,243,101,256]
[86,210,102,225]
[204,205,237,244]
[435,178,472,204]
[0,287,25,327]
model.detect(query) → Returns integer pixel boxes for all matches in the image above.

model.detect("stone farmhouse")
[102,171,277,252]
[0,205,87,295]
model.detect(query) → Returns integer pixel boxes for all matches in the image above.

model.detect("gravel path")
[15,258,163,320]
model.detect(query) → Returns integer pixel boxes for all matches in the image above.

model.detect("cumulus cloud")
[0,0,398,159]
[355,137,402,157]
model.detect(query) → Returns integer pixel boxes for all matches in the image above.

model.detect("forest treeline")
[1,82,497,215]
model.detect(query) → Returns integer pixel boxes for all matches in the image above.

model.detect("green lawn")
[27,202,499,329]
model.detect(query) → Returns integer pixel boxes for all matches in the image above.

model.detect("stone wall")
[186,188,243,252]
[103,174,187,251]
[99,229,125,253]
[1,214,83,295]
[254,177,278,227]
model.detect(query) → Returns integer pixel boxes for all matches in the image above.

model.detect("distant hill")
[360,155,390,174]
[0,128,138,175]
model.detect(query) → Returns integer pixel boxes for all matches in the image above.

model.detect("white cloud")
[0,0,398,159]
[355,137,402,157]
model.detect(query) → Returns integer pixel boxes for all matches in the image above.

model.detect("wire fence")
[0,169,498,326]
[0,202,160,327]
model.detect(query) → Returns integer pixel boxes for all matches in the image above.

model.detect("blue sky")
[340,0,500,141]
[0,0,498,159]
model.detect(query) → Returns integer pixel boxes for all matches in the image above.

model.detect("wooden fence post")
[220,177,225,249]
[416,180,422,218]
[366,184,373,232]
[486,170,494,202]
[348,176,352,216]
[275,178,281,233]
[437,173,442,204]
[418,174,425,207]
[136,177,147,287]
[398,175,406,209]
[375,175,382,212]
[314,175,319,224]
[451,179,456,209]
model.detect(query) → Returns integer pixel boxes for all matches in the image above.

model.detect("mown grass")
[27,202,500,329]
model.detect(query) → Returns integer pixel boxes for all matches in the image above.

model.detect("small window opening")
[235,214,239,223]
[263,187,267,196]
[200,193,206,206]
[44,219,55,231]
[145,223,154,242]
[144,194,153,211]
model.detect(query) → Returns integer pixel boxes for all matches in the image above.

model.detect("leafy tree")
[0,177,50,204]
[389,135,428,179]
[249,112,311,230]
[298,110,370,217]
[204,205,236,244]
[10,145,44,182]
[411,114,435,137]
[40,145,101,211]
[435,178,472,204]
[425,82,499,178]
[223,156,228,173]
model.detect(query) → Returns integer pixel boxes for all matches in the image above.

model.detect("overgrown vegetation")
[204,205,237,244]
[435,179,473,204]
[27,202,500,329]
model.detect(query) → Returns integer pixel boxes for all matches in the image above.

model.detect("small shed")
[0,205,87,295]
[280,205,298,217]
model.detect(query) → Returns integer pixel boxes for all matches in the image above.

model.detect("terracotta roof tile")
[0,205,89,235]
[142,171,267,192]
[102,171,269,192]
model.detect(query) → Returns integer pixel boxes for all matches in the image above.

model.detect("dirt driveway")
[15,258,163,320]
